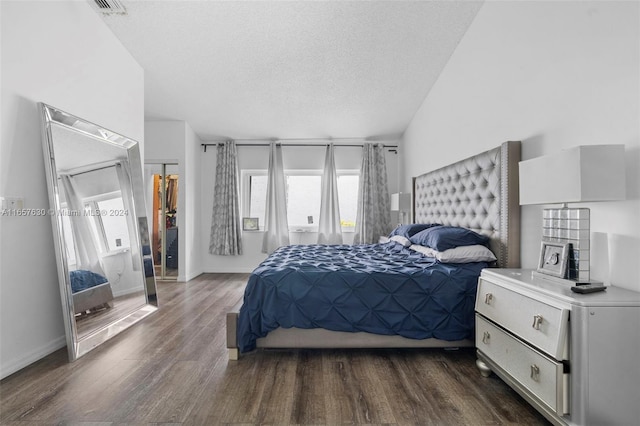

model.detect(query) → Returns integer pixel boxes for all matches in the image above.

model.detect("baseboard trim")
[179,269,205,282]
[0,335,67,380]
[202,268,255,274]
[112,287,146,298]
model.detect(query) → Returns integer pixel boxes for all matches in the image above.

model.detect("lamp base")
[531,270,603,286]
[543,207,591,282]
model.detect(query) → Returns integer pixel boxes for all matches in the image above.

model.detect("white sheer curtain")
[209,141,243,255]
[115,161,141,270]
[353,143,392,244]
[318,144,343,244]
[60,174,105,275]
[262,142,290,253]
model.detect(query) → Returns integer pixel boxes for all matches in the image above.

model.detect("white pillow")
[410,244,497,263]
[409,244,438,257]
[389,235,412,247]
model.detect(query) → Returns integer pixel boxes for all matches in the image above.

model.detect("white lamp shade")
[519,145,626,205]
[390,192,411,211]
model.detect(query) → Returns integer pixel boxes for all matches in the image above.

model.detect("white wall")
[0,1,144,379]
[144,120,203,282]
[402,1,639,291]
[184,124,203,280]
[201,144,400,273]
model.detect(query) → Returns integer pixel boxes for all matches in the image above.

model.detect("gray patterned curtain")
[353,143,392,244]
[209,141,242,255]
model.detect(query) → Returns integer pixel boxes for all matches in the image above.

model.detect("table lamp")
[391,192,412,225]
[519,144,625,283]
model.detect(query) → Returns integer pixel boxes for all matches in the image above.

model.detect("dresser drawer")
[476,315,568,415]
[476,277,569,360]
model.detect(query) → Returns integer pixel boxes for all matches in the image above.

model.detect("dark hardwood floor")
[76,290,147,339]
[0,273,550,425]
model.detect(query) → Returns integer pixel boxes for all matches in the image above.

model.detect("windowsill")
[102,248,130,257]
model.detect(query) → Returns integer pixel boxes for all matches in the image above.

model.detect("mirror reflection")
[145,163,180,280]
[40,103,158,361]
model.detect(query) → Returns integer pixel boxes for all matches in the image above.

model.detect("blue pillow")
[389,223,441,239]
[409,225,490,251]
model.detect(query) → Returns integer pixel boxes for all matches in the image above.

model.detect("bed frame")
[73,281,114,314]
[226,141,521,359]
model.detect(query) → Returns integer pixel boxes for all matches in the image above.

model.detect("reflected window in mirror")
[88,193,131,253]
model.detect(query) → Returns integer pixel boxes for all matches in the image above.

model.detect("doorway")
[146,163,179,280]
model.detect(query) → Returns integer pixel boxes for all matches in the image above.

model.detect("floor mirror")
[39,103,158,361]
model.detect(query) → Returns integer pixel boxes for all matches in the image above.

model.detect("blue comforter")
[237,243,487,353]
[69,269,108,293]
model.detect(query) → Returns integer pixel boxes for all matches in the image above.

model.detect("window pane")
[85,202,106,253]
[96,197,130,251]
[249,175,267,229]
[338,175,359,230]
[246,172,359,232]
[287,175,321,228]
[61,214,77,265]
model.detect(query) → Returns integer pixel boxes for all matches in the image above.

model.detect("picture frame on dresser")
[242,217,259,231]
[537,241,569,278]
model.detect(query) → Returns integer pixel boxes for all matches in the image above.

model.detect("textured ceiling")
[96,1,483,141]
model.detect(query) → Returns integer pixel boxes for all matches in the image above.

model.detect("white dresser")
[475,268,640,426]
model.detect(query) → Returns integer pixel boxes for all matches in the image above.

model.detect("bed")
[227,141,521,359]
[70,269,114,315]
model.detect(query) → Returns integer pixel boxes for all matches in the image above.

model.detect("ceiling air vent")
[91,0,127,15]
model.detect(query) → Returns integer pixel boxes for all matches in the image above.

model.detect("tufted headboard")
[412,141,521,268]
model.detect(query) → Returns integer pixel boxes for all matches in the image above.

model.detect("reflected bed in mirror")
[39,103,158,361]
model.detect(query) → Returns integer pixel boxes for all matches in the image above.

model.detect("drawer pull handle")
[482,331,490,344]
[532,314,543,330]
[484,293,493,305]
[530,364,540,382]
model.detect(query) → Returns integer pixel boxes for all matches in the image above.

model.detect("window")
[248,174,267,226]
[286,175,321,229]
[60,192,130,265]
[243,170,359,232]
[93,197,130,251]
[336,175,358,229]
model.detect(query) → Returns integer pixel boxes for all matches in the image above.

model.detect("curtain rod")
[201,138,399,152]
[59,161,120,178]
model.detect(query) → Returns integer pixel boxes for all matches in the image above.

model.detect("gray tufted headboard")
[412,141,521,268]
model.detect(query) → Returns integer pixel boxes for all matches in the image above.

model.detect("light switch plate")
[1,196,24,209]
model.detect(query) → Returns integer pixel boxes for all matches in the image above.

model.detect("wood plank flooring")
[0,273,550,425]
[76,290,147,339]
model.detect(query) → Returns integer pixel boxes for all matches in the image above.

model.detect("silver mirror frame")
[39,103,158,361]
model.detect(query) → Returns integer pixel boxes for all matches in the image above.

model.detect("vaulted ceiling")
[95,1,483,141]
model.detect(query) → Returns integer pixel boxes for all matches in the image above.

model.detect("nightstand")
[475,268,640,426]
